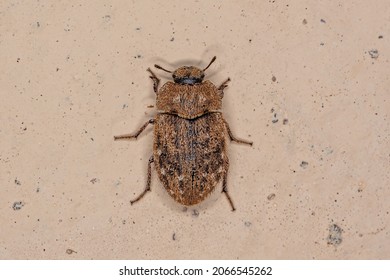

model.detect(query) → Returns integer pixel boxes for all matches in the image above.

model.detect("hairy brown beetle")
[114,56,252,211]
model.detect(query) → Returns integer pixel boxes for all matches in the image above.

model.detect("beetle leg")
[147,68,160,93]
[217,78,231,97]
[130,155,154,205]
[218,77,231,91]
[223,118,253,146]
[222,160,235,211]
[114,119,155,140]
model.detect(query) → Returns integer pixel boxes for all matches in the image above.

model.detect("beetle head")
[172,66,204,85]
[154,56,216,85]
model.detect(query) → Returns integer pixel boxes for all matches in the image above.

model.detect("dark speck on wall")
[300,161,309,168]
[327,224,343,245]
[368,49,379,59]
[12,201,24,210]
[244,221,252,227]
[66,249,77,254]
[267,193,276,200]
[192,209,199,217]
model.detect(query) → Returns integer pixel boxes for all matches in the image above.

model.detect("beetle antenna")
[203,56,217,71]
[154,64,172,73]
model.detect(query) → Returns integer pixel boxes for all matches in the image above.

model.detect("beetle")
[114,56,252,211]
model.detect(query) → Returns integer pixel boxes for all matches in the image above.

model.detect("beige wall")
[0,0,389,259]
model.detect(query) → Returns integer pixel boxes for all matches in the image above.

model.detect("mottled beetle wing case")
[154,113,227,205]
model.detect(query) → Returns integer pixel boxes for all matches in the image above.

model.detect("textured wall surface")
[1,0,389,259]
